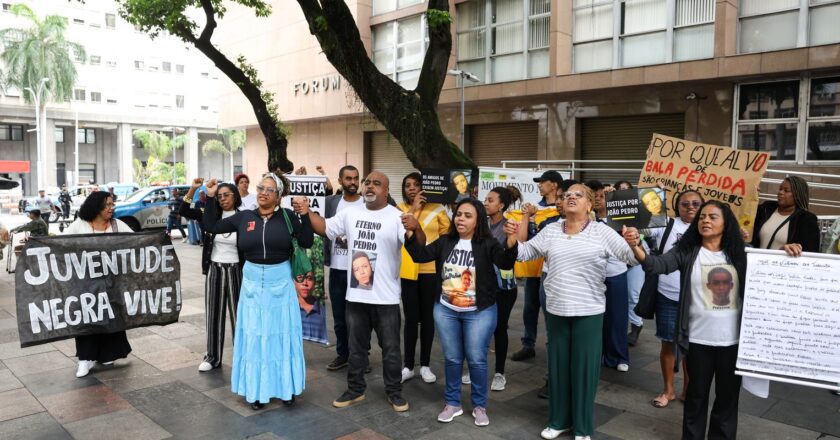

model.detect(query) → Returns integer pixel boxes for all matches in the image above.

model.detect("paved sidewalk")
[0,242,838,439]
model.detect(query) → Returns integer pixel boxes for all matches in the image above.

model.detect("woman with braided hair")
[751,175,820,253]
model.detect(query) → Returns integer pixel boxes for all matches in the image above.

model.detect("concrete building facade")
[216,0,840,213]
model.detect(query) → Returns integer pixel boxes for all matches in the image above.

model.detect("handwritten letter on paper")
[737,250,840,384]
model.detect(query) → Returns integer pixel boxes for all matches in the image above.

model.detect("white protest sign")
[280,175,328,216]
[736,249,840,388]
[477,167,570,207]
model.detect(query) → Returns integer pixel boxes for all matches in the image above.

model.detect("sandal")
[651,393,675,408]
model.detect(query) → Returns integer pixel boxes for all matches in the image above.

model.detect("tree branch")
[197,0,217,43]
[415,0,452,105]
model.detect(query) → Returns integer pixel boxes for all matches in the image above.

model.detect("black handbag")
[634,218,675,320]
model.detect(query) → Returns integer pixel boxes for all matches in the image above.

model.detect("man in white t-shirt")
[322,165,364,371]
[294,170,410,413]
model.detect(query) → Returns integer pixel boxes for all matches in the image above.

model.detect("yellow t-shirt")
[398,202,451,277]
[507,208,560,278]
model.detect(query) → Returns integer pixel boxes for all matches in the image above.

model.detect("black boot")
[250,401,265,410]
[282,395,296,407]
[628,324,643,347]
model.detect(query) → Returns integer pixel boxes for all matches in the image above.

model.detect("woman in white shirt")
[64,191,132,378]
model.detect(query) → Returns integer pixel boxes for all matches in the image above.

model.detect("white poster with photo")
[477,167,570,207]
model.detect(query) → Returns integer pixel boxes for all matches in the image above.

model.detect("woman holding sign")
[623,200,749,440]
[203,173,314,410]
[65,191,133,378]
[403,199,518,427]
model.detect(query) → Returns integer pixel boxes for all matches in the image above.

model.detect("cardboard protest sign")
[15,232,181,347]
[605,188,668,231]
[281,175,329,344]
[477,167,571,207]
[421,168,476,204]
[638,134,769,238]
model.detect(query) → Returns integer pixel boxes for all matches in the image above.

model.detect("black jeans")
[494,288,518,374]
[683,343,741,440]
[401,274,437,368]
[346,301,402,396]
[521,276,541,348]
[329,268,349,359]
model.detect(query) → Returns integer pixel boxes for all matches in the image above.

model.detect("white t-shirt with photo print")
[688,247,741,346]
[330,196,365,270]
[326,203,405,305]
[441,239,477,312]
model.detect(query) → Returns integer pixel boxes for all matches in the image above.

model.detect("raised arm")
[288,208,315,248]
[178,199,203,221]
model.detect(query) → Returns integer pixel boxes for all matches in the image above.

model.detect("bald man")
[294,171,410,412]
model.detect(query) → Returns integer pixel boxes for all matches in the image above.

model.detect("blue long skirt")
[231,261,305,403]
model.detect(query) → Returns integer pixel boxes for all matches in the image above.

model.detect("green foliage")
[425,9,452,28]
[314,16,328,33]
[201,129,245,156]
[133,157,186,187]
[0,3,86,104]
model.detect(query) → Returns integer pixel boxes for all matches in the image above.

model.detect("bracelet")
[183,196,191,203]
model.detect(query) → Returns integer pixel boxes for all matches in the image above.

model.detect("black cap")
[533,170,563,184]
[28,208,41,216]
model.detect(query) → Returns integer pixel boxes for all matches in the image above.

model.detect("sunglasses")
[256,185,279,195]
[679,200,702,208]
[295,274,315,283]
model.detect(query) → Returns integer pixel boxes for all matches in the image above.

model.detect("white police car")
[113,185,191,231]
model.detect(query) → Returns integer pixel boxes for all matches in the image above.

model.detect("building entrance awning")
[0,160,30,173]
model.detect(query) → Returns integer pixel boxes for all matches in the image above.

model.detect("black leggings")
[494,288,518,374]
[401,274,438,368]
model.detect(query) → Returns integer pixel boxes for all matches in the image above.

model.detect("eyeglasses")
[562,191,585,200]
[256,185,279,195]
[295,274,315,283]
[217,192,234,199]
[679,200,702,208]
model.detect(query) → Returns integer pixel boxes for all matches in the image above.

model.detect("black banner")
[605,188,668,231]
[421,168,477,204]
[15,232,181,347]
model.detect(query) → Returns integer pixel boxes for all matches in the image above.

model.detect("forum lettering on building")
[15,232,181,347]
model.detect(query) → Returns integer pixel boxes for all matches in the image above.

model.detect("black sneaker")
[538,381,549,399]
[511,347,536,362]
[333,391,365,408]
[388,393,409,412]
[327,356,348,371]
[627,324,642,347]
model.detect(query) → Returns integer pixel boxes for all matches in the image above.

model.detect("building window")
[372,0,423,16]
[105,13,115,29]
[573,0,714,72]
[372,15,429,89]
[148,65,159,72]
[201,72,209,78]
[73,89,86,101]
[740,0,840,53]
[2,4,12,12]
[176,64,184,74]
[77,128,96,144]
[0,125,23,141]
[106,98,117,104]
[106,60,117,68]
[134,60,144,70]
[90,91,102,103]
[175,95,184,109]
[75,52,85,63]
[73,18,84,25]
[456,0,550,85]
[90,55,101,65]
[735,76,840,163]
[201,105,209,111]
[79,163,96,184]
[55,127,64,143]
[162,62,171,72]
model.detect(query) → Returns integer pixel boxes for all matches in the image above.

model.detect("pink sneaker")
[472,407,489,426]
[437,404,463,422]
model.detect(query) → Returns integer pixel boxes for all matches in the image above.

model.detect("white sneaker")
[181,238,188,243]
[101,361,114,366]
[490,373,506,391]
[76,360,94,378]
[574,436,592,440]
[461,373,471,385]
[419,366,436,383]
[617,363,630,372]
[541,427,572,439]
[198,361,213,372]
[401,367,415,383]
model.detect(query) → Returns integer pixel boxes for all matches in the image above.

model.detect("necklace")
[562,219,590,239]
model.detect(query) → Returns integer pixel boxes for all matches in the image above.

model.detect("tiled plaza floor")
[0,241,838,439]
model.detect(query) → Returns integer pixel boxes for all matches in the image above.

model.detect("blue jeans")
[328,268,349,359]
[434,302,497,408]
[166,216,186,237]
[521,276,542,348]
[626,265,645,327]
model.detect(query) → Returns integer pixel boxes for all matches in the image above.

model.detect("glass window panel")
[574,0,612,6]
[11,126,22,141]
[374,49,395,74]
[458,29,487,60]
[373,0,396,15]
[674,23,714,61]
[86,129,96,144]
[739,12,798,53]
[398,15,422,44]
[397,69,421,89]
[623,0,667,34]
[55,128,64,143]
[810,77,840,117]
[373,23,394,51]
[807,121,840,160]
[740,0,799,16]
[494,0,524,23]
[530,16,550,49]
[622,31,666,67]
[397,0,423,9]
[675,0,715,26]
[458,0,486,29]
[0,126,9,141]
[574,3,613,42]
[809,3,840,46]
[459,60,486,86]
[574,40,613,72]
[738,81,799,121]
[531,0,550,15]
[737,123,797,160]
[493,21,524,55]
[528,48,549,77]
[492,53,524,82]
[397,43,424,71]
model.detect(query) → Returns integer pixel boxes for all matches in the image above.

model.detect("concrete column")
[117,123,134,184]
[185,127,199,181]
[43,118,57,188]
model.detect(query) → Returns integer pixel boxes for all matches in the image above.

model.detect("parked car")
[65,183,140,219]
[113,185,191,231]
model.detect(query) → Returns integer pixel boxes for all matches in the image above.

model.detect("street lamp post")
[23,77,50,192]
[447,69,480,152]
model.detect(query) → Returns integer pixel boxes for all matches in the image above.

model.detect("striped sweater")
[517,220,638,316]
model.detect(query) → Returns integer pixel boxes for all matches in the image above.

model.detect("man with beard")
[323,165,364,370]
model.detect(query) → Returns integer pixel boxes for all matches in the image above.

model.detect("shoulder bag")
[633,218,675,319]
[281,209,313,278]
